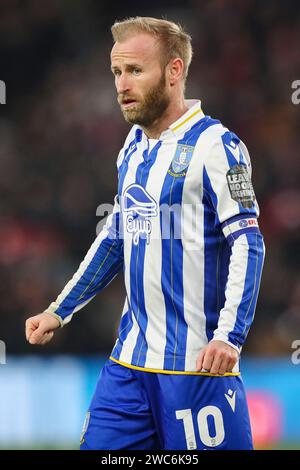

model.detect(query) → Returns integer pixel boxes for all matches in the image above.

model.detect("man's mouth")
[121,98,137,109]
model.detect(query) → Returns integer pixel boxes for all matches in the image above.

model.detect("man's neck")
[142,97,189,139]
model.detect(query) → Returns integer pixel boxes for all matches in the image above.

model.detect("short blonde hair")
[111,16,193,84]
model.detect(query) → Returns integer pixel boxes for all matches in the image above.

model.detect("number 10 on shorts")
[176,406,225,449]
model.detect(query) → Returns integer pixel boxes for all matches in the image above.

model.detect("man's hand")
[25,312,60,345]
[196,340,239,375]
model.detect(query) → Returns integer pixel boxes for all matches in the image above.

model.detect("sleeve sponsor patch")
[222,217,259,240]
[226,164,255,208]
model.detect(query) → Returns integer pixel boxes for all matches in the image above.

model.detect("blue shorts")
[80,358,253,450]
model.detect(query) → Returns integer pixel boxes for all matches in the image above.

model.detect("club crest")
[168,144,195,176]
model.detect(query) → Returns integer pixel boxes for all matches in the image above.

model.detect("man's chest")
[118,141,204,208]
[117,142,205,246]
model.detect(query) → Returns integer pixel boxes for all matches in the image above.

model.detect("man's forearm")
[46,195,123,326]
[213,231,265,351]
[46,234,123,326]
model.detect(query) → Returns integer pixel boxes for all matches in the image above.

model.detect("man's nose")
[116,73,131,94]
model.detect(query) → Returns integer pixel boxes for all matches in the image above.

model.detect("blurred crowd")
[0,0,299,357]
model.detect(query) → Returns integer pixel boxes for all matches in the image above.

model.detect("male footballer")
[25,17,265,450]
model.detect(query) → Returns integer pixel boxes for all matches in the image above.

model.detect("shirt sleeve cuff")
[212,333,242,354]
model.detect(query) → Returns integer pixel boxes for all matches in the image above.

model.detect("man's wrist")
[44,310,64,328]
[211,334,241,355]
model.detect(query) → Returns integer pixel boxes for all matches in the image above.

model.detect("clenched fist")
[25,312,61,345]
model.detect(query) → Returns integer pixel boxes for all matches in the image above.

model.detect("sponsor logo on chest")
[122,184,157,245]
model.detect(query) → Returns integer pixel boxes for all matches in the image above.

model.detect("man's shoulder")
[192,116,227,153]
[122,124,142,150]
[198,115,229,139]
[197,116,252,170]
[116,125,141,168]
[195,116,247,156]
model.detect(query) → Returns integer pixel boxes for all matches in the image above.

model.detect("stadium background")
[0,0,300,449]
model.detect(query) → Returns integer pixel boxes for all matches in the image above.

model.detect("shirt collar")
[159,99,205,140]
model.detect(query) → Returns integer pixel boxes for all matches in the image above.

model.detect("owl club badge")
[168,144,195,177]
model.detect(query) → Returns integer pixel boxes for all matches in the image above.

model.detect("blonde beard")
[121,72,170,127]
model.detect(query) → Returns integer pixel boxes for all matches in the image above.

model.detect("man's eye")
[132,69,141,75]
[114,70,121,76]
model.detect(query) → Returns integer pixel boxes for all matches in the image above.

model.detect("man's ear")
[167,57,184,87]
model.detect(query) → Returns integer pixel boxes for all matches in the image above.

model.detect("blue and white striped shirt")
[46,100,265,373]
